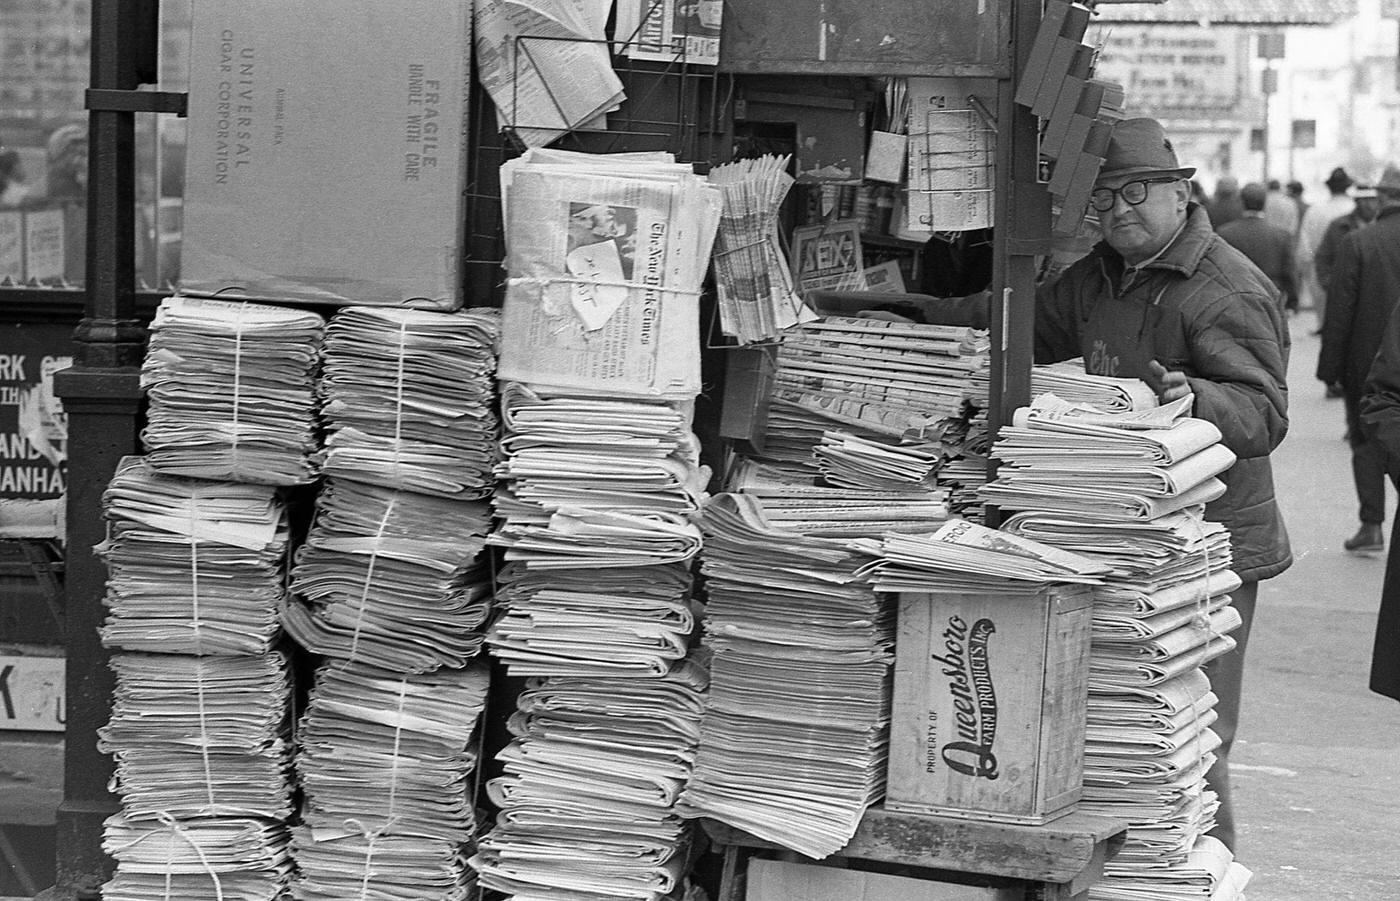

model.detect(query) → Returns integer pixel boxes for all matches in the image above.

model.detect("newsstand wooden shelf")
[702,804,1128,900]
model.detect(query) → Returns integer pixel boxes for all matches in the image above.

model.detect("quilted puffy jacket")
[1033,204,1294,583]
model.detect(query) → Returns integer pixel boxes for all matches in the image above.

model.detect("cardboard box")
[180,0,471,310]
[747,859,1021,901]
[887,586,1092,825]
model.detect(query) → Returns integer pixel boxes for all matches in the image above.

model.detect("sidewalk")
[1236,315,1400,898]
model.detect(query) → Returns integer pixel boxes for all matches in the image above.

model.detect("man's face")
[1358,196,1382,221]
[1096,175,1190,264]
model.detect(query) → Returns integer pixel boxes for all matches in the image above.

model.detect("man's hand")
[1146,359,1192,403]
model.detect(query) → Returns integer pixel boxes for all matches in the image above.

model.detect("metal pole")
[38,0,154,897]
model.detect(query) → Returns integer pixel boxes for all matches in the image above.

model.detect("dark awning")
[1091,0,1357,26]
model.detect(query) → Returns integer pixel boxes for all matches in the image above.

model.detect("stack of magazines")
[140,296,324,486]
[292,661,490,900]
[318,306,501,499]
[986,394,1252,900]
[472,662,707,899]
[675,492,893,859]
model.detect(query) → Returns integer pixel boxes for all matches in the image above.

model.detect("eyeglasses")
[1090,177,1181,213]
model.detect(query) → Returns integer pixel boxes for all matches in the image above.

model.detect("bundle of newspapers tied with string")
[98,291,326,901]
[317,306,501,499]
[281,305,500,675]
[140,295,325,487]
[280,304,502,901]
[708,153,807,344]
[291,661,491,901]
[475,149,721,900]
[982,389,1252,900]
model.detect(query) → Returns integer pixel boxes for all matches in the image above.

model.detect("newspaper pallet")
[888,585,1092,825]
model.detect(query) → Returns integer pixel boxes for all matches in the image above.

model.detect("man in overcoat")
[1318,166,1400,554]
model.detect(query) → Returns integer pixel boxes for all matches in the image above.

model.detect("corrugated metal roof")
[1092,0,1357,26]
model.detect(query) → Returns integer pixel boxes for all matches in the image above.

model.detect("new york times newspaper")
[499,167,721,398]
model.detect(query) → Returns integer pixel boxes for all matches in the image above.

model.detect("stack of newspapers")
[98,652,295,900]
[748,315,989,487]
[292,661,490,900]
[674,492,895,859]
[318,307,501,499]
[985,391,1252,900]
[472,662,708,898]
[708,154,805,344]
[98,457,288,656]
[857,516,1112,595]
[283,306,501,900]
[476,150,721,899]
[140,296,324,486]
[100,293,326,900]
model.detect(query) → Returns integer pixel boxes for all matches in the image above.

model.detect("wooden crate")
[887,586,1092,824]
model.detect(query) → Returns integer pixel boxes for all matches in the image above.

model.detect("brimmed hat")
[1375,163,1400,195]
[1325,167,1354,192]
[1350,183,1378,199]
[1097,117,1196,183]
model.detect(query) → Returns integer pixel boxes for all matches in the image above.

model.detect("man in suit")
[1217,182,1297,310]
[1319,164,1400,555]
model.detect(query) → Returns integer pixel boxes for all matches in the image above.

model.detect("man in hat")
[850,121,1291,850]
[1318,165,1400,556]
[1216,182,1297,307]
[1300,167,1360,335]
[1034,117,1292,853]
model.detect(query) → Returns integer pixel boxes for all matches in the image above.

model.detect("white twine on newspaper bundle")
[187,495,204,655]
[106,811,226,901]
[229,302,246,478]
[346,497,398,662]
[508,274,702,301]
[343,816,401,901]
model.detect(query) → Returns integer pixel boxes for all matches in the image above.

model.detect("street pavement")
[1237,314,1400,899]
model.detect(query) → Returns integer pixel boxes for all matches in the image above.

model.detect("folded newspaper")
[497,155,722,398]
[858,517,1114,593]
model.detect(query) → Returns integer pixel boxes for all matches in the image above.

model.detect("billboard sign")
[1088,25,1244,118]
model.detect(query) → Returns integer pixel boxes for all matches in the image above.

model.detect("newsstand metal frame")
[47,0,1052,897]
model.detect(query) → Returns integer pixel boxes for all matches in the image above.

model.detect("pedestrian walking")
[1298,167,1358,334]
[1216,182,1297,308]
[1317,164,1400,555]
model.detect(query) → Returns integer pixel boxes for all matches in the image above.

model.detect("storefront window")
[0,0,190,292]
